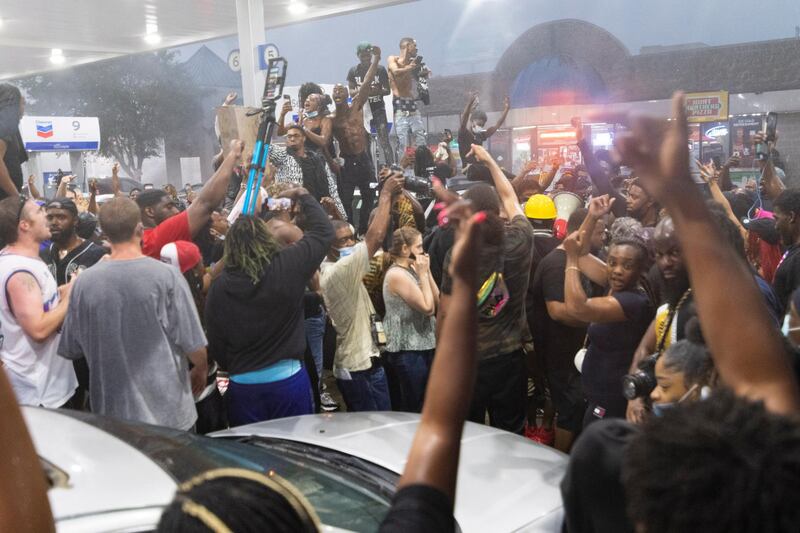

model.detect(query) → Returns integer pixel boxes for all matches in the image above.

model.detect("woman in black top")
[0,83,27,200]
[564,228,655,427]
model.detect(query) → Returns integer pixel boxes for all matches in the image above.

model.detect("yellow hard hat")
[524,194,557,220]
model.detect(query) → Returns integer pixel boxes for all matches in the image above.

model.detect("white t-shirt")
[320,242,379,373]
[0,250,77,407]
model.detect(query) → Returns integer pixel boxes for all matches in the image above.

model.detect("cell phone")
[756,112,778,161]
[766,112,778,143]
[267,197,292,211]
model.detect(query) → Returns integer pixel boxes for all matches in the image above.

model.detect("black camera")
[622,353,658,400]
[413,55,431,106]
[404,174,432,196]
[387,164,432,196]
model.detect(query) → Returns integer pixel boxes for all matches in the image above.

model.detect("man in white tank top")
[0,196,77,407]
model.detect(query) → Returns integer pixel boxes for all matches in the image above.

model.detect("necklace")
[657,288,693,353]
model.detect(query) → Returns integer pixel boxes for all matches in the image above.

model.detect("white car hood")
[213,412,567,532]
[23,407,177,524]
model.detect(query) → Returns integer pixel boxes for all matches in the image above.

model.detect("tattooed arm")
[6,272,72,342]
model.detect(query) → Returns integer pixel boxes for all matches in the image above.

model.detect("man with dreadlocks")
[204,187,334,425]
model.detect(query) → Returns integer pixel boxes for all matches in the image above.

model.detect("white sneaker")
[320,392,339,412]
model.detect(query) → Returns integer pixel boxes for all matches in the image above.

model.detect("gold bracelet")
[565,266,581,273]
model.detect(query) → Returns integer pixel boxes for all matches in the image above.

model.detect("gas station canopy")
[0,0,414,81]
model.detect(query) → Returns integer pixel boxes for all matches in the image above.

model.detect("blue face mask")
[337,246,355,258]
[652,384,699,417]
[306,110,319,119]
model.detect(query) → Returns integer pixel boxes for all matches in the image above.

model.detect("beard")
[662,269,691,308]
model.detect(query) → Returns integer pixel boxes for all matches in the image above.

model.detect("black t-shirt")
[379,484,455,533]
[529,248,589,373]
[773,244,800,315]
[561,419,637,533]
[425,225,455,288]
[442,215,534,360]
[40,240,107,285]
[1,131,26,200]
[347,63,390,114]
[294,152,331,203]
[583,289,655,403]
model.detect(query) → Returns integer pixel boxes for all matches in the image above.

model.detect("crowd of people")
[3,34,800,532]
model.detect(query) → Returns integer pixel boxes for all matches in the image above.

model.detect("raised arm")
[55,174,73,198]
[111,162,122,197]
[467,143,523,219]
[395,203,483,502]
[0,370,55,532]
[26,175,41,200]
[187,140,244,236]
[303,117,333,150]
[87,179,98,215]
[615,92,800,416]
[563,231,627,323]
[276,99,293,137]
[485,96,510,138]
[0,140,20,198]
[573,117,626,215]
[460,92,477,131]
[365,174,403,256]
[352,47,382,111]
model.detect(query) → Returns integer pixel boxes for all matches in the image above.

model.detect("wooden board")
[216,105,262,164]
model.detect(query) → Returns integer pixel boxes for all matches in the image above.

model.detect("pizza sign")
[685,91,729,123]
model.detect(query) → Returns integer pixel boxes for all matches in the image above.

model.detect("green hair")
[223,216,282,284]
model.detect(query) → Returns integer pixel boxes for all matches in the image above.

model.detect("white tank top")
[0,250,77,407]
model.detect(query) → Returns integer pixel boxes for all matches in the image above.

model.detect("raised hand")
[445,201,485,284]
[89,179,99,195]
[613,92,692,207]
[381,173,404,199]
[281,99,293,116]
[571,116,584,143]
[503,96,510,111]
[223,92,238,106]
[228,139,245,159]
[413,253,430,274]
[466,144,493,165]
[562,230,586,258]
[371,46,382,60]
[587,194,615,219]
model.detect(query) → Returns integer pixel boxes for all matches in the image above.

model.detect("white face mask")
[306,110,319,119]
[472,125,486,135]
[652,383,699,417]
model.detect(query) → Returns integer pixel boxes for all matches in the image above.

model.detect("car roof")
[22,407,177,522]
[213,412,567,532]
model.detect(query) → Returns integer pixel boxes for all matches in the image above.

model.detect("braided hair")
[223,216,282,284]
[157,468,320,533]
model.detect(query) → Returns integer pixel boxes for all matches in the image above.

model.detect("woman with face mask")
[382,226,439,412]
[650,319,715,417]
[300,93,335,158]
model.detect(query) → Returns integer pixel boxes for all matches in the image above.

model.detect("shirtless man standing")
[331,45,381,235]
[388,37,428,163]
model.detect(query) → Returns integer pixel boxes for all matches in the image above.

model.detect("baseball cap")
[46,197,78,217]
[160,240,202,273]
[356,42,372,54]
